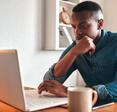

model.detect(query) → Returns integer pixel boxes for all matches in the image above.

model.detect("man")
[38,1,117,102]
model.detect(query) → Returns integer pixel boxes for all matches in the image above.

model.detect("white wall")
[103,0,117,32]
[0,0,62,87]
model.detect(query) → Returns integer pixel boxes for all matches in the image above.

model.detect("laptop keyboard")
[24,89,68,109]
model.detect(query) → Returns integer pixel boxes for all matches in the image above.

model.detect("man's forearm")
[54,49,78,77]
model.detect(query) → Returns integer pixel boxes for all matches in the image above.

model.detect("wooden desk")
[0,101,117,112]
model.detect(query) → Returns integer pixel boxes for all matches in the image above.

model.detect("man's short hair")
[72,1,103,20]
[73,1,102,13]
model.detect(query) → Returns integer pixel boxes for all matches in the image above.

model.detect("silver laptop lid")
[0,49,26,111]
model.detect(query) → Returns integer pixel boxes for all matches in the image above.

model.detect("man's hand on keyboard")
[38,80,67,97]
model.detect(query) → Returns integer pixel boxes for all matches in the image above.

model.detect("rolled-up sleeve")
[93,71,117,102]
[43,63,69,83]
[43,64,55,80]
[93,85,110,100]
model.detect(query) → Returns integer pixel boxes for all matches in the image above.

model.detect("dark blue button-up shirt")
[44,30,117,101]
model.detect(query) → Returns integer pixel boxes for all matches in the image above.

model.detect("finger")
[38,82,45,90]
[91,48,95,54]
[38,81,53,90]
[38,82,54,94]
[88,48,95,55]
[85,36,93,41]
[38,86,47,94]
[38,82,48,93]
[42,80,56,87]
[39,85,55,95]
[90,44,96,54]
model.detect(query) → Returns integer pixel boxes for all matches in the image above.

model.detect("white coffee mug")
[68,87,98,112]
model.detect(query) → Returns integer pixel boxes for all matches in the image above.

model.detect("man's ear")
[98,19,104,29]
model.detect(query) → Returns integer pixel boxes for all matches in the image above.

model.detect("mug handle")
[92,90,98,106]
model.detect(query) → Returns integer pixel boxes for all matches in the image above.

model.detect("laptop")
[0,49,68,111]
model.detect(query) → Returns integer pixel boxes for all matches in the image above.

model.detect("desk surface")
[0,101,117,112]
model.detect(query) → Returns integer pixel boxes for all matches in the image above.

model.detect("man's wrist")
[69,47,80,56]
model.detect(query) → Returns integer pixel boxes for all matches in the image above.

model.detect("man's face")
[71,11,100,40]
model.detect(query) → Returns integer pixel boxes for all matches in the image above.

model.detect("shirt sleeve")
[93,71,117,102]
[43,63,68,83]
